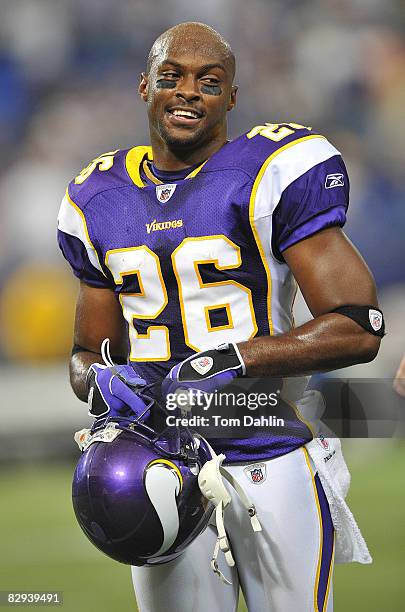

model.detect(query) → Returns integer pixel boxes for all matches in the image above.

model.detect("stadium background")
[0,1,404,610]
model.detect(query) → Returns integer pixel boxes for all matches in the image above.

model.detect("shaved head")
[147,22,235,80]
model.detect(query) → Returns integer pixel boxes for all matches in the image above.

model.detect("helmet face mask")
[72,414,214,566]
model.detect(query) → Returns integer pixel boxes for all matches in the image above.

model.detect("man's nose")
[175,76,201,102]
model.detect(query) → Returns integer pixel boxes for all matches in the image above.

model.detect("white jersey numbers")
[247,123,310,143]
[105,247,170,362]
[172,236,257,351]
[74,151,118,185]
[105,237,258,361]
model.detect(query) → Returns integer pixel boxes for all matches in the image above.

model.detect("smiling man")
[58,22,384,612]
[141,24,236,160]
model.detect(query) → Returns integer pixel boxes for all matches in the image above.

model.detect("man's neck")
[149,129,228,171]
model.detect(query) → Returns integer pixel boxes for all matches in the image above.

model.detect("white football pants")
[131,446,334,612]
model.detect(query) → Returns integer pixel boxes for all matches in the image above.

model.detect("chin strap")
[198,449,262,584]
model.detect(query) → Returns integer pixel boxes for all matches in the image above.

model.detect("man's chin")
[159,125,207,151]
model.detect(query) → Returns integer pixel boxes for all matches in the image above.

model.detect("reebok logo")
[146,219,183,234]
[325,173,344,189]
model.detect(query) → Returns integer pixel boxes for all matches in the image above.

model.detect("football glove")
[162,343,246,399]
[86,363,150,420]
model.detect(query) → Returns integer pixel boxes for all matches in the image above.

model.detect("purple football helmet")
[72,411,214,566]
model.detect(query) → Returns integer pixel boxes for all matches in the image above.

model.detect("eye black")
[156,78,177,89]
[201,83,222,96]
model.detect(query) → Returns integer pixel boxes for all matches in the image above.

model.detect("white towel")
[305,434,372,564]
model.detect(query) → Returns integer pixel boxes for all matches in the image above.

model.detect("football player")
[58,22,384,612]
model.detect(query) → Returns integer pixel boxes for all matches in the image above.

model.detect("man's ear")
[139,72,149,101]
[227,85,238,111]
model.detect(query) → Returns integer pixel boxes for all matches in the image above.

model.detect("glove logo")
[190,356,214,375]
[369,309,382,331]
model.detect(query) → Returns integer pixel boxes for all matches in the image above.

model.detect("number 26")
[105,236,258,361]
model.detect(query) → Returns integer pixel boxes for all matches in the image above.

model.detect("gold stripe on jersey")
[65,190,107,277]
[248,134,326,335]
[142,159,163,185]
[126,146,153,187]
[142,158,208,185]
[126,146,207,187]
[186,159,208,178]
[282,395,316,439]
[302,446,324,612]
[323,532,335,612]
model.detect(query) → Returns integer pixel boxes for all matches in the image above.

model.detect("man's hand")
[162,343,245,398]
[87,364,150,419]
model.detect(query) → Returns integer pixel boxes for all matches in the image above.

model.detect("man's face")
[139,40,236,150]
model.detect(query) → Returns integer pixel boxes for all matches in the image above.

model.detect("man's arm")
[70,282,127,401]
[238,228,381,376]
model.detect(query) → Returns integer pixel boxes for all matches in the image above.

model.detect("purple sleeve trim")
[278,206,347,255]
[57,229,112,289]
[272,155,349,261]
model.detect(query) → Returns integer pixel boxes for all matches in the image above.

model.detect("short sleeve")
[57,192,112,288]
[272,155,349,260]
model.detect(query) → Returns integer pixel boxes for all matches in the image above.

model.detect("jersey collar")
[125,146,207,188]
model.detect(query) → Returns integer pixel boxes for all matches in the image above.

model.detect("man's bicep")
[283,227,378,318]
[74,281,127,357]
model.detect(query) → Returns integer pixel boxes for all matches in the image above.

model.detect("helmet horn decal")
[147,458,183,491]
[144,462,182,556]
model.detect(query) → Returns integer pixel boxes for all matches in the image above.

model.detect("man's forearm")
[70,352,104,402]
[238,313,380,377]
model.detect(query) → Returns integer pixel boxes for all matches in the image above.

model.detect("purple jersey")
[58,122,349,462]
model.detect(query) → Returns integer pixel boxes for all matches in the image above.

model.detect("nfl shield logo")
[190,356,214,375]
[156,184,177,203]
[251,468,264,483]
[317,434,330,451]
[244,463,267,484]
[369,309,382,332]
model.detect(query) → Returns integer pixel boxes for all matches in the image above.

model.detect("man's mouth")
[166,107,203,126]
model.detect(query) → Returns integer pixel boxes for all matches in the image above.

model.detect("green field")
[1,442,404,611]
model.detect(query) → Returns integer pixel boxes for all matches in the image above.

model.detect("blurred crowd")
[0,0,404,372]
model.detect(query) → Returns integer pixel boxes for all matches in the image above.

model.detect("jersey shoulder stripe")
[250,134,341,221]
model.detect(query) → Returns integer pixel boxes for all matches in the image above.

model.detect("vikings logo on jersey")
[58,122,349,462]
